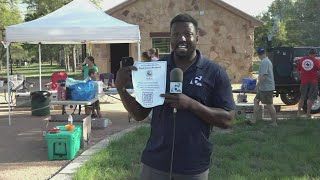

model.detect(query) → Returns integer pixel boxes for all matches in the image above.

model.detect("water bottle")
[68,114,73,125]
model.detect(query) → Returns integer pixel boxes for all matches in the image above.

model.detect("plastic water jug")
[68,115,73,125]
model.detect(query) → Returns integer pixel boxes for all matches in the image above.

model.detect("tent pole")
[137,41,141,61]
[39,43,42,91]
[6,43,11,126]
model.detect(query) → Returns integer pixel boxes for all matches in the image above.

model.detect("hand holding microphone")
[161,68,192,110]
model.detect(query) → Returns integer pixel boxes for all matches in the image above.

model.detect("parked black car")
[269,47,320,113]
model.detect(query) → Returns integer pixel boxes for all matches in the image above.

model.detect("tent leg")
[6,43,11,126]
[39,44,42,91]
[137,41,141,61]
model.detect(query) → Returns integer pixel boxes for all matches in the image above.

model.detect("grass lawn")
[74,119,320,180]
[0,63,80,78]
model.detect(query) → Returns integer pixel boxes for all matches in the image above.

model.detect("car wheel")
[280,90,300,105]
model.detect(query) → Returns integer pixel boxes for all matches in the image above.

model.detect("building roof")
[106,0,264,27]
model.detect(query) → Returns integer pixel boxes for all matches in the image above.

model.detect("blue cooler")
[241,78,257,91]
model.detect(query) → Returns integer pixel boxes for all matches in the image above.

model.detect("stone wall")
[105,0,256,82]
[91,44,110,73]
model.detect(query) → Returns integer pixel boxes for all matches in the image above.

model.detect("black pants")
[140,164,209,180]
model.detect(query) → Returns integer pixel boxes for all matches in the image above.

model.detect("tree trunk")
[64,47,69,72]
[72,45,76,72]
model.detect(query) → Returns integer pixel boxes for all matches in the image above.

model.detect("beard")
[174,47,196,59]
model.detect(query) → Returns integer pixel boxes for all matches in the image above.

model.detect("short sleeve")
[259,61,269,75]
[212,69,235,111]
[94,66,99,72]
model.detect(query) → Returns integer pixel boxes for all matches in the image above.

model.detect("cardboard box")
[236,103,263,120]
[42,115,91,147]
[92,118,111,129]
[94,81,104,94]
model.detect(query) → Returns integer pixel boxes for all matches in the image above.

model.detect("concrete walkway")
[0,94,143,180]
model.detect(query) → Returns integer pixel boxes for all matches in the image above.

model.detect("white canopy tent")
[4,0,141,125]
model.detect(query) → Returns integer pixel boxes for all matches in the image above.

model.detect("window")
[152,38,171,58]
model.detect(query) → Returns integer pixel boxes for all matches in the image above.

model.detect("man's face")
[170,22,198,59]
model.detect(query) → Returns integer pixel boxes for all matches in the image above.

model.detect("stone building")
[92,0,263,82]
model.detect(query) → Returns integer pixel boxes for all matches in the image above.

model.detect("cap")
[256,48,265,55]
[309,48,317,55]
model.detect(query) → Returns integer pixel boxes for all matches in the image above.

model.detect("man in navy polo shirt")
[115,13,235,180]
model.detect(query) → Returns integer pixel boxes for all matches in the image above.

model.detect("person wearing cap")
[297,48,320,118]
[251,48,277,126]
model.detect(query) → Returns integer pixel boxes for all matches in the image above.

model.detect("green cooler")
[45,125,81,160]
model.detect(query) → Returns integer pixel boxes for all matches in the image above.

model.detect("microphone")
[170,68,183,94]
[169,68,183,180]
[170,68,183,114]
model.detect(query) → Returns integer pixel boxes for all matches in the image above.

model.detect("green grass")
[74,120,320,180]
[0,63,81,78]
[73,127,150,180]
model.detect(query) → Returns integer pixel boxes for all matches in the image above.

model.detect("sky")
[101,0,275,16]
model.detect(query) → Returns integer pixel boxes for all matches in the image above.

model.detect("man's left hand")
[160,93,194,109]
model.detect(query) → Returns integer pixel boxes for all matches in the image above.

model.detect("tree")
[0,1,25,69]
[254,0,320,48]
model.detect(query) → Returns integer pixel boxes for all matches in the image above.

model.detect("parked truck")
[269,47,320,113]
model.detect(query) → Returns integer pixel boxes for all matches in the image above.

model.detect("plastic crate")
[45,125,81,160]
[241,78,257,91]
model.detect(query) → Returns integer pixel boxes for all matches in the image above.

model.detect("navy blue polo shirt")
[141,50,235,175]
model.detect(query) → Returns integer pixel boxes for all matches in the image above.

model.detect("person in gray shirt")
[250,48,277,126]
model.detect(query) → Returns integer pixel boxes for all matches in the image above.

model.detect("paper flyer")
[132,61,167,108]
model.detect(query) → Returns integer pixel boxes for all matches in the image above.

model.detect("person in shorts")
[297,48,320,118]
[250,48,277,126]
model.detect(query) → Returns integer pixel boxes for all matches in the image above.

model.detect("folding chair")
[99,73,114,87]
[45,72,68,90]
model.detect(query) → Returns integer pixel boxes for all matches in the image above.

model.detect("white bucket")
[0,81,3,87]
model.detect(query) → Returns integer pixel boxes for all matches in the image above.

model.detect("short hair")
[309,48,317,55]
[141,51,152,61]
[170,13,198,30]
[88,68,97,77]
[148,48,159,58]
[86,56,95,63]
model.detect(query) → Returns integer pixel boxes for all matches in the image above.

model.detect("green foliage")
[23,0,102,21]
[0,63,81,77]
[254,0,320,48]
[0,1,26,67]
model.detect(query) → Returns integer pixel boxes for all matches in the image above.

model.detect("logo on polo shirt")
[190,76,203,86]
[302,59,314,71]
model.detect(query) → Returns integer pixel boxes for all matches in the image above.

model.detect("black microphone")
[170,68,183,114]
[169,68,183,180]
[170,68,183,94]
